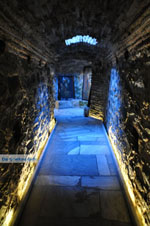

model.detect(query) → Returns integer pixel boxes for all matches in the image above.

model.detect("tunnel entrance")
[58,76,75,100]
[55,66,92,110]
[55,72,89,109]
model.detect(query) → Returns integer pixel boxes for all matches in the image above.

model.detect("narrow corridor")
[19,108,133,226]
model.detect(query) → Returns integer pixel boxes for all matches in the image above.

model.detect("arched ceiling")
[0,0,149,72]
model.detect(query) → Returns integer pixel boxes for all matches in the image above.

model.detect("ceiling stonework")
[0,0,149,71]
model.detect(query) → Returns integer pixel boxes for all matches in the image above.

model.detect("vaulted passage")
[0,1,150,226]
[19,109,132,226]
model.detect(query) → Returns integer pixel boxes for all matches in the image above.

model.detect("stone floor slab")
[40,186,100,218]
[96,155,110,175]
[78,135,105,141]
[35,218,113,226]
[49,141,80,154]
[79,141,108,146]
[39,155,99,176]
[35,175,80,186]
[80,145,110,155]
[60,130,92,136]
[111,222,133,226]
[81,176,120,190]
[18,185,46,226]
[106,154,117,175]
[100,190,130,223]
[60,137,78,142]
[67,146,80,155]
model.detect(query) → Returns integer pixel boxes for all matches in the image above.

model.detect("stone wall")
[0,51,55,226]
[89,62,110,121]
[82,66,92,101]
[0,1,149,226]
[74,74,83,99]
[54,75,58,100]
[106,6,150,226]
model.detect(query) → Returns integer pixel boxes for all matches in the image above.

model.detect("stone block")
[100,190,130,222]
[96,155,110,175]
[81,176,120,190]
[80,145,110,155]
[39,186,100,218]
[39,155,99,176]
[35,175,80,186]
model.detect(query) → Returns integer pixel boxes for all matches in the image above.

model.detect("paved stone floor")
[19,108,133,226]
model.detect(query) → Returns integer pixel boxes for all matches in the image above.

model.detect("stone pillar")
[89,61,110,121]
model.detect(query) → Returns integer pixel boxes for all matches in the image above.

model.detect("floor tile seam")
[101,154,111,175]
[31,185,47,219]
[98,187,102,218]
[39,173,100,176]
[34,184,121,192]
[39,210,130,222]
[104,217,131,224]
[36,175,121,181]
[36,175,81,177]
[81,175,119,178]
[105,156,117,176]
[38,216,112,220]
[95,155,100,176]
[34,184,82,188]
[49,184,98,190]
[81,187,121,191]
[39,174,120,178]
[35,176,82,183]
[77,176,82,187]
[79,153,111,155]
[79,139,81,154]
[99,188,122,192]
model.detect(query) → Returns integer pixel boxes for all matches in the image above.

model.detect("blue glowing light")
[65,35,98,46]
[34,84,51,134]
[106,68,122,133]
[106,68,128,154]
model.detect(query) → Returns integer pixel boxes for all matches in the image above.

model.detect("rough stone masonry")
[0,0,150,225]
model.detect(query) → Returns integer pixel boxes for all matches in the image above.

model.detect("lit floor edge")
[7,121,57,226]
[103,126,146,226]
